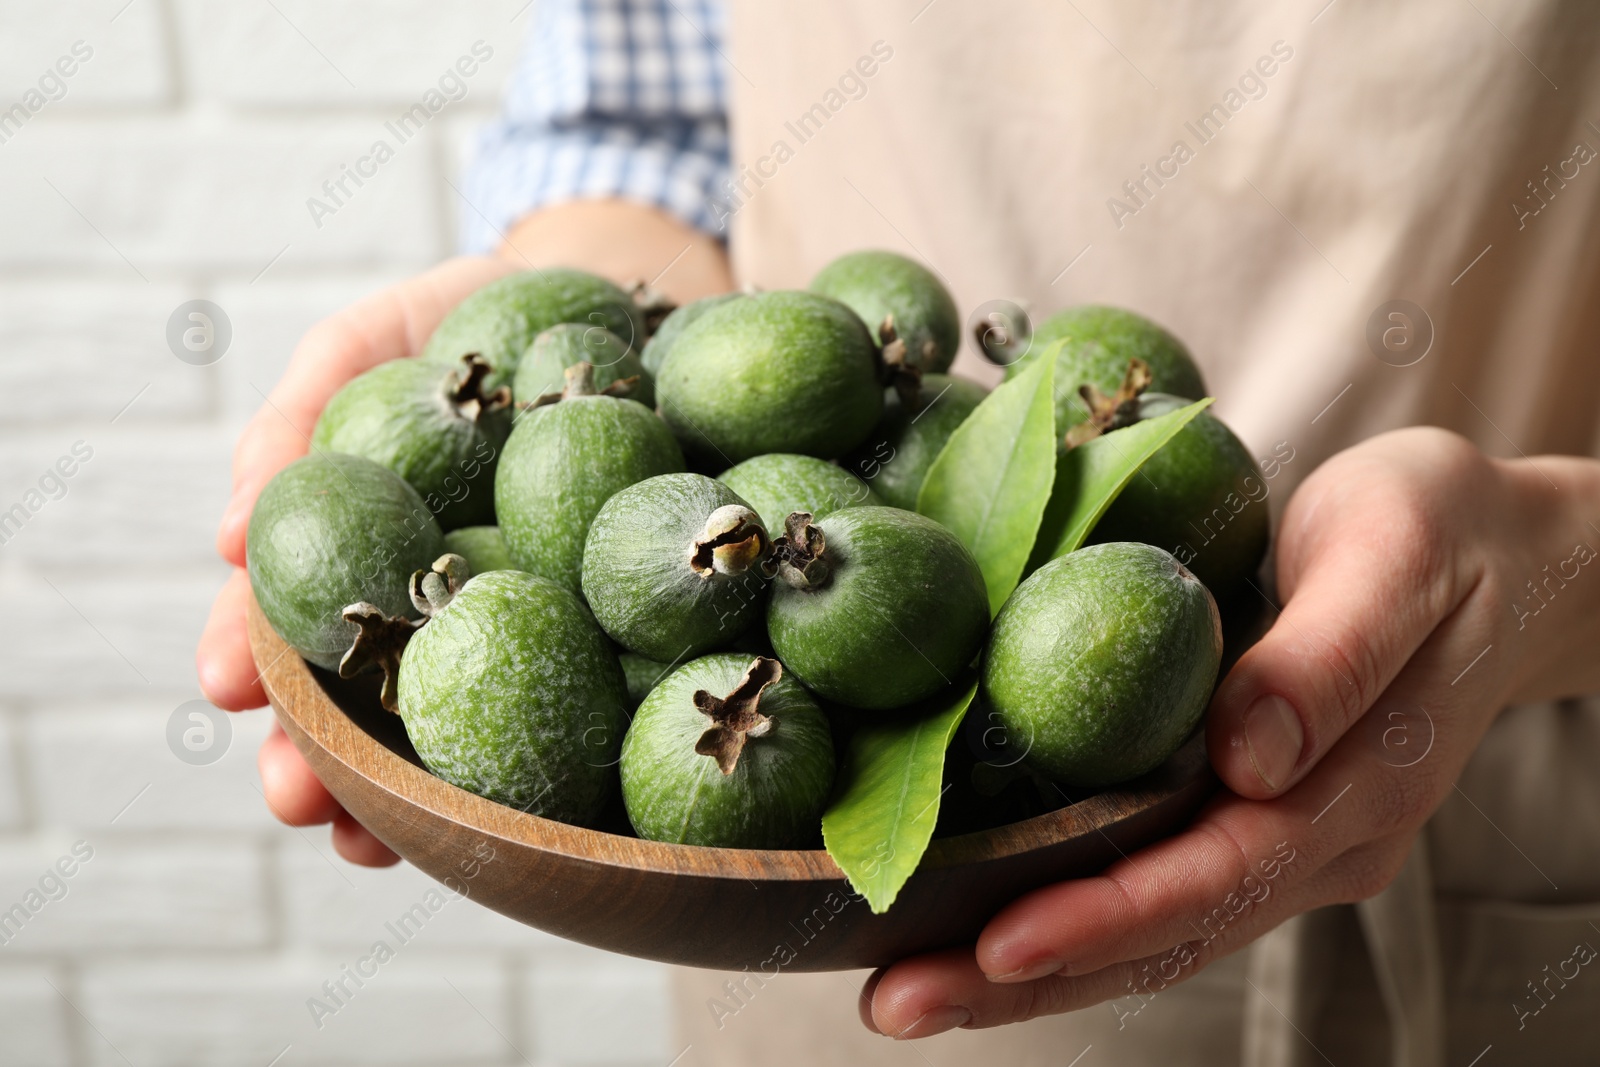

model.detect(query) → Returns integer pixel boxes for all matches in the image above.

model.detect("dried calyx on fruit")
[581,473,771,661]
[765,506,990,710]
[768,512,831,590]
[409,552,471,616]
[340,553,471,712]
[1009,304,1206,433]
[419,268,646,391]
[495,358,685,590]
[513,325,653,408]
[397,569,630,826]
[448,353,512,421]
[524,361,640,409]
[248,453,444,672]
[1063,357,1154,448]
[308,353,513,530]
[688,504,770,579]
[619,652,834,848]
[626,279,679,336]
[1084,383,1271,604]
[716,453,879,535]
[691,655,782,775]
[875,314,924,408]
[809,249,960,374]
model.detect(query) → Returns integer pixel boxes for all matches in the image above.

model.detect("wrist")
[1495,454,1600,703]
[497,199,735,303]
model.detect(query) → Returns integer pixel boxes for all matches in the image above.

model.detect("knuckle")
[1307,618,1385,732]
[1326,842,1409,903]
[1366,759,1442,835]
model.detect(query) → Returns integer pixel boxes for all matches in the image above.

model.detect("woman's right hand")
[195,200,733,866]
[197,255,516,865]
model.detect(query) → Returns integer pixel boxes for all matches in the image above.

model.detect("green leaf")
[1028,397,1214,571]
[916,347,1058,616]
[821,674,979,913]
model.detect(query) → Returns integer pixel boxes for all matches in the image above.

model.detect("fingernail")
[1244,694,1303,791]
[988,957,1065,983]
[893,1005,971,1040]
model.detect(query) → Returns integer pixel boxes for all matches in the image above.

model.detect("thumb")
[1206,468,1469,799]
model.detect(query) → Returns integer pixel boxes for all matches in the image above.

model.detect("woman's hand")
[196,201,733,866]
[862,426,1600,1038]
[197,254,515,864]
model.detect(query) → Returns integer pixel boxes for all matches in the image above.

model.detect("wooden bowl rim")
[250,593,1206,884]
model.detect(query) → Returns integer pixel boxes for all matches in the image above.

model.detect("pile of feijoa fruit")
[248,253,1267,851]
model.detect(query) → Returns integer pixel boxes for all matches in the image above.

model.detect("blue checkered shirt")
[460,0,731,253]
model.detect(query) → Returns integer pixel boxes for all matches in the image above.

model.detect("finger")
[217,255,512,566]
[859,969,887,1033]
[197,569,267,711]
[332,811,401,867]
[217,410,306,567]
[972,582,1497,987]
[1207,441,1490,799]
[258,724,344,826]
[869,945,1176,1037]
[973,788,1314,984]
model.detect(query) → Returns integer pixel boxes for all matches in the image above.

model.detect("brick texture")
[0,965,74,1067]
[79,956,515,1066]
[175,0,523,107]
[0,5,674,1064]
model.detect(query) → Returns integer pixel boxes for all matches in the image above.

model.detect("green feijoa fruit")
[656,291,882,464]
[1007,305,1206,432]
[247,453,444,671]
[420,269,646,390]
[716,453,880,534]
[495,365,685,590]
[767,507,989,710]
[1086,394,1269,602]
[619,651,673,709]
[620,655,834,848]
[842,374,989,510]
[512,323,653,408]
[582,473,771,661]
[397,569,627,824]
[983,542,1222,788]
[311,355,511,530]
[640,292,745,376]
[810,249,961,374]
[442,525,516,574]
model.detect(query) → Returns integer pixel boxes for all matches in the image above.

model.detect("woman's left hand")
[862,426,1600,1039]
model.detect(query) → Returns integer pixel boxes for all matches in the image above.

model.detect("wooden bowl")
[248,595,1217,972]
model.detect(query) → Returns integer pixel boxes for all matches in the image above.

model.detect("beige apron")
[674,2,1600,1063]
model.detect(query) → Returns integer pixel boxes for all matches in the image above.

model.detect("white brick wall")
[0,964,74,1067]
[24,703,276,829]
[0,2,172,107]
[0,717,26,831]
[0,2,674,1062]
[78,955,515,1066]
[528,955,676,1065]
[175,0,521,106]
[0,282,207,426]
